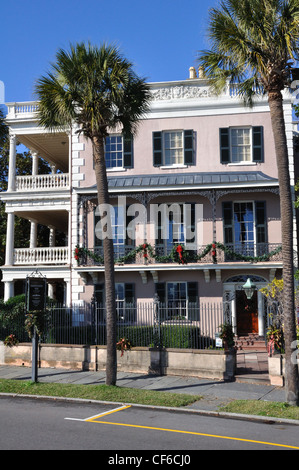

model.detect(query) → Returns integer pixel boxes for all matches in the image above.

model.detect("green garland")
[74,242,282,266]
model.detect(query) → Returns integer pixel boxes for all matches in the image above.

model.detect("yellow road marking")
[89,419,299,450]
[85,405,131,422]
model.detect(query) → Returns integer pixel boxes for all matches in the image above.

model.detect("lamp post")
[242,277,256,300]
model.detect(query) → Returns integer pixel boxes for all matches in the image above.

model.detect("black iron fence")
[0,301,224,350]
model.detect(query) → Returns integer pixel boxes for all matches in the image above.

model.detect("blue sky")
[0,0,218,104]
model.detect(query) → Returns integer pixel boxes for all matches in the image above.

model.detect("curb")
[1,392,299,427]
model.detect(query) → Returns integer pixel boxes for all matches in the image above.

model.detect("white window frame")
[105,134,124,170]
[232,200,256,247]
[166,281,188,318]
[156,202,196,251]
[227,127,256,165]
[160,130,187,168]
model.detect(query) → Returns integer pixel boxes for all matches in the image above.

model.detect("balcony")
[14,247,69,265]
[75,243,283,266]
[16,174,70,191]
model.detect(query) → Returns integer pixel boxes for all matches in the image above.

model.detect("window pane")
[231,128,251,162]
[233,202,254,251]
[164,131,183,165]
[105,135,123,168]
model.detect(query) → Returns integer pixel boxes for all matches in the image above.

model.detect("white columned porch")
[30,151,38,247]
[7,134,16,191]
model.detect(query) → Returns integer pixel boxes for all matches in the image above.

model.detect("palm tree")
[34,43,151,386]
[198,0,299,405]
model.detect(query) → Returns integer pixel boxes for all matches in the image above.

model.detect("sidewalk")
[0,364,286,412]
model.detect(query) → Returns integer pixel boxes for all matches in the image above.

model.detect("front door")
[236,290,258,335]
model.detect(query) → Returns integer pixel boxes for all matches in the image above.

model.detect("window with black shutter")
[152,130,194,166]
[220,126,264,163]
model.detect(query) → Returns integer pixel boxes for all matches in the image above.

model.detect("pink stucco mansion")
[1,67,298,339]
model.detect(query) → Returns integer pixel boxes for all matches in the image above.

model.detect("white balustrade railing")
[16,173,70,191]
[14,247,69,265]
[6,101,39,117]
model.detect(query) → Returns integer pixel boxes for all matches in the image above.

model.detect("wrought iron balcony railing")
[76,242,283,266]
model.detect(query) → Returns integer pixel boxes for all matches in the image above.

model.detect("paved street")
[1,395,299,451]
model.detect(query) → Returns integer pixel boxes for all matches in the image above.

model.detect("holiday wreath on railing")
[74,242,282,265]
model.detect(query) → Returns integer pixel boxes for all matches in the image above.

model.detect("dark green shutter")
[255,201,267,244]
[155,282,166,302]
[184,130,194,165]
[125,283,135,302]
[220,128,230,163]
[222,202,233,244]
[187,282,198,302]
[185,203,196,245]
[94,284,104,304]
[187,282,198,321]
[153,132,163,166]
[125,207,135,247]
[123,134,133,168]
[94,207,103,247]
[252,126,264,162]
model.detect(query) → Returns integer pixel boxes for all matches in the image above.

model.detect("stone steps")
[234,335,267,352]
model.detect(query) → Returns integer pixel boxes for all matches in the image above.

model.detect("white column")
[5,212,15,265]
[231,296,237,334]
[7,134,16,191]
[64,280,71,306]
[29,220,37,248]
[49,226,56,247]
[258,290,265,337]
[32,150,39,176]
[48,283,54,299]
[4,281,14,302]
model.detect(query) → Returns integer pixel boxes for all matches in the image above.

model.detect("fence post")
[153,294,161,348]
[31,327,38,383]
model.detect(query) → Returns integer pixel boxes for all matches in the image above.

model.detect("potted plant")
[4,334,19,348]
[218,322,235,350]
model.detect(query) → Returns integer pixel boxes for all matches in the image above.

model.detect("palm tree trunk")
[268,90,299,406]
[92,134,117,386]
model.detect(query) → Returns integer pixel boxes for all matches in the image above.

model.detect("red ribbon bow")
[176,245,184,263]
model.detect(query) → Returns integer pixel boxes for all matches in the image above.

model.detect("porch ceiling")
[14,209,68,232]
[17,132,69,173]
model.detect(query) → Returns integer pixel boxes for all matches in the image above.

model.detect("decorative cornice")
[151,84,216,101]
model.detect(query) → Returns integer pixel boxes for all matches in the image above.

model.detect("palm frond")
[34,42,151,138]
[198,0,299,101]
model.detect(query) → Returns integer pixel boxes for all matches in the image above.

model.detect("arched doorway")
[224,275,268,337]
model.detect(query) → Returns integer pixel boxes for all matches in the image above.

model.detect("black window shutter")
[220,128,230,163]
[125,208,135,247]
[185,203,196,245]
[94,207,103,247]
[153,132,163,166]
[187,282,199,321]
[184,130,194,165]
[125,283,135,303]
[187,282,198,302]
[94,283,104,304]
[123,134,133,168]
[222,202,233,244]
[252,126,264,162]
[155,282,166,302]
[255,201,267,244]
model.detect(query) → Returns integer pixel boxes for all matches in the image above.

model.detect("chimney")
[189,67,197,79]
[198,66,205,79]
